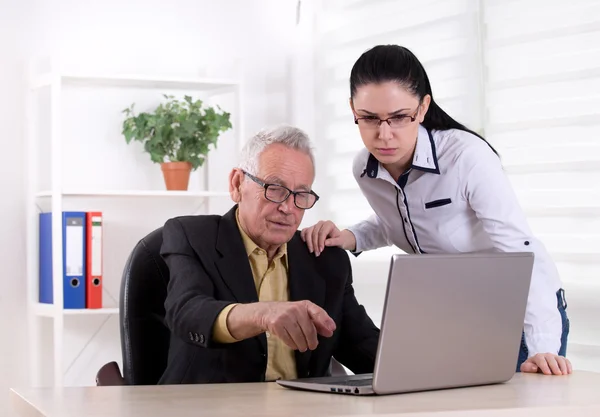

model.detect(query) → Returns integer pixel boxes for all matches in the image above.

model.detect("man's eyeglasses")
[354,106,420,129]
[242,170,319,210]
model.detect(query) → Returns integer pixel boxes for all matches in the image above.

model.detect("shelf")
[32,303,119,318]
[25,59,245,388]
[35,190,230,198]
[31,73,239,91]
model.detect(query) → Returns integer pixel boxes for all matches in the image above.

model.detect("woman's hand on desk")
[301,220,357,256]
[520,353,573,375]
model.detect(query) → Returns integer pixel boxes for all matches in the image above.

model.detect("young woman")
[301,44,571,376]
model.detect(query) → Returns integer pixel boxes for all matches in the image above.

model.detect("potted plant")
[121,94,232,190]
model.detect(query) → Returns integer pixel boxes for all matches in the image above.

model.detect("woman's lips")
[376,148,397,155]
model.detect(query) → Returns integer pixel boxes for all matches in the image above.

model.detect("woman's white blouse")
[348,124,563,357]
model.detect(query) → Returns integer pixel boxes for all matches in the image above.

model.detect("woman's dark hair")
[350,44,497,155]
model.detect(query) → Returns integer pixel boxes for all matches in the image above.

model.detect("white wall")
[1,0,301,414]
[0,2,29,416]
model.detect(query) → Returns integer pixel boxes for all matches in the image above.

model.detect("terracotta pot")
[161,162,192,190]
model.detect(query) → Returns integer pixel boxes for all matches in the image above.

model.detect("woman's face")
[350,81,430,169]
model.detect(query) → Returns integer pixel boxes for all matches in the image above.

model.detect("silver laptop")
[277,252,534,395]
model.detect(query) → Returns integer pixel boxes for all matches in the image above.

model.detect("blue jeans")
[516,288,570,372]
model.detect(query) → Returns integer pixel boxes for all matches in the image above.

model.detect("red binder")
[86,212,103,308]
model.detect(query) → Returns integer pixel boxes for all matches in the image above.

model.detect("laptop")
[277,252,534,395]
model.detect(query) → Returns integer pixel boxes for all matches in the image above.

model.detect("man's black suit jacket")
[158,205,380,384]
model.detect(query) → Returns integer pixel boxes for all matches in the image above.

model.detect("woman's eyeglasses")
[354,106,420,129]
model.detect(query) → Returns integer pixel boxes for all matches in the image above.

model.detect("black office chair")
[119,226,171,385]
[96,226,346,386]
[96,226,170,386]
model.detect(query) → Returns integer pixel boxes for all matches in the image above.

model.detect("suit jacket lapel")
[214,206,267,354]
[287,234,326,378]
[214,206,259,304]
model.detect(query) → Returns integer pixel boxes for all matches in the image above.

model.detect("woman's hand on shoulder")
[300,220,356,256]
[520,353,573,375]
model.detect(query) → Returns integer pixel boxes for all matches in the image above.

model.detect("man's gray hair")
[238,124,315,175]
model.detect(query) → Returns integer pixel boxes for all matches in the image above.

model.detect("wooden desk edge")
[342,404,600,417]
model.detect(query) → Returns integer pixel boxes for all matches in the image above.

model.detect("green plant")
[122,94,232,170]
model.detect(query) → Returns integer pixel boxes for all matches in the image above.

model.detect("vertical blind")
[313,0,600,368]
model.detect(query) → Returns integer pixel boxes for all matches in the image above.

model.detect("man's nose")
[278,195,293,213]
[378,121,393,140]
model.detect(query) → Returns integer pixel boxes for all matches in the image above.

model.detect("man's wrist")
[228,302,267,340]
[251,302,267,332]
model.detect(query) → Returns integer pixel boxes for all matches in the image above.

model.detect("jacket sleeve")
[332,254,380,373]
[160,217,234,348]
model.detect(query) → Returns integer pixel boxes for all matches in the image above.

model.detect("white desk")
[10,371,600,417]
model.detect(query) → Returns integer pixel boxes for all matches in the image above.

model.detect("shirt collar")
[362,125,440,178]
[235,208,288,266]
[412,125,440,174]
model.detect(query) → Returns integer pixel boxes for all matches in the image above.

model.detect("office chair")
[96,226,170,386]
[95,226,347,386]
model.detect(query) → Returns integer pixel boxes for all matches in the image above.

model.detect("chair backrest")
[119,226,170,385]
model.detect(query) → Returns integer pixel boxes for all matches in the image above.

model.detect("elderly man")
[158,125,379,384]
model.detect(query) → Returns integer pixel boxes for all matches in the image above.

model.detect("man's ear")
[229,169,244,203]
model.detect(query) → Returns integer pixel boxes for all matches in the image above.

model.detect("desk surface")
[10,371,600,417]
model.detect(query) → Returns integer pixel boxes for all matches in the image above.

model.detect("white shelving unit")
[33,303,120,318]
[25,62,243,387]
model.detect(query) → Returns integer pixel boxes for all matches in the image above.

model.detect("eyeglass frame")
[354,105,421,128]
[241,170,320,209]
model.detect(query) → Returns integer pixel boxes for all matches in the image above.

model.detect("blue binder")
[39,212,87,309]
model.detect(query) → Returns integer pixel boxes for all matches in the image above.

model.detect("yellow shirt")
[211,211,297,381]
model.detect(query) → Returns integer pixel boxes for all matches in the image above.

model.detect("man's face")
[235,143,315,250]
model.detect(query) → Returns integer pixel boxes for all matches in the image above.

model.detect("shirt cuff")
[525,334,561,358]
[345,226,364,254]
[212,303,239,343]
